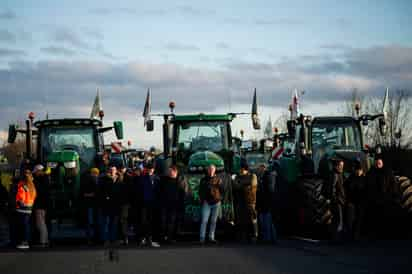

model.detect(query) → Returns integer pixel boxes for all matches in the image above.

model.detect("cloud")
[1,45,411,143]
[254,18,303,26]
[176,5,215,16]
[0,48,26,58]
[216,42,230,49]
[165,42,200,51]
[0,10,16,20]
[0,29,16,43]
[89,8,137,15]
[52,27,90,49]
[40,46,76,56]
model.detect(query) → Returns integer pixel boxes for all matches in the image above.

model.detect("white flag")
[90,89,102,119]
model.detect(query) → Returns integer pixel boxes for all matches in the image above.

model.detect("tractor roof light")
[99,110,105,119]
[28,112,35,121]
[169,101,176,113]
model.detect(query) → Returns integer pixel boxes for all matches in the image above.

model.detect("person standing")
[159,165,188,244]
[323,159,346,241]
[365,157,395,238]
[234,159,258,243]
[98,165,122,245]
[32,164,50,247]
[119,166,133,245]
[80,168,100,244]
[15,169,37,249]
[344,160,366,241]
[199,164,224,244]
[256,164,277,243]
[139,163,160,247]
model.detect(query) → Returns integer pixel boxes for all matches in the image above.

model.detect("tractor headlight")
[64,161,77,169]
[47,162,58,168]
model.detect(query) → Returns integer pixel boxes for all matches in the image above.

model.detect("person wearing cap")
[15,169,37,249]
[233,159,258,243]
[199,164,224,244]
[344,159,366,241]
[139,162,160,247]
[32,164,50,247]
[80,168,100,244]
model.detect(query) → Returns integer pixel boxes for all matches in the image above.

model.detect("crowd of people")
[0,150,401,250]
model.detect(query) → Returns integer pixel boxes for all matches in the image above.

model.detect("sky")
[0,0,411,148]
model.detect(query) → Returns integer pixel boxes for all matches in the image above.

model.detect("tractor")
[143,91,261,233]
[8,113,124,231]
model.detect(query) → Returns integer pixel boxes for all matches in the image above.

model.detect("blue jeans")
[259,212,276,242]
[100,215,119,242]
[17,212,31,243]
[200,201,220,241]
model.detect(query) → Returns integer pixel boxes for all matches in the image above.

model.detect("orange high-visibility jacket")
[15,181,37,214]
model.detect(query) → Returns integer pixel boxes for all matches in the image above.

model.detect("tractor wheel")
[301,177,331,225]
[396,176,412,211]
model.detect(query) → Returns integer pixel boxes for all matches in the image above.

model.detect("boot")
[251,222,259,244]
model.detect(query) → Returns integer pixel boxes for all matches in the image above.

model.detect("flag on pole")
[382,87,389,119]
[291,88,299,120]
[90,89,102,119]
[142,88,151,126]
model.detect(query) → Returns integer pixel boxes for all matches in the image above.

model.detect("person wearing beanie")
[233,158,258,243]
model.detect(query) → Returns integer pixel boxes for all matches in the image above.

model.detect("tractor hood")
[188,151,224,173]
[47,150,79,164]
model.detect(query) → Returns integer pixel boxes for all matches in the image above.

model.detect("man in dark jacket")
[159,165,188,243]
[323,158,345,241]
[32,164,50,247]
[139,163,160,247]
[256,164,277,243]
[344,160,366,241]
[365,157,396,238]
[199,164,224,244]
[234,159,258,243]
[80,168,99,244]
[98,165,122,245]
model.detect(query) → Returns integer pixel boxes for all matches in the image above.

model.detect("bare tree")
[272,111,289,133]
[344,89,412,148]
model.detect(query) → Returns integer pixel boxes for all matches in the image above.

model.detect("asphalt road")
[0,240,411,274]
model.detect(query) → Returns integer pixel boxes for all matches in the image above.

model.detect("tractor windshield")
[177,121,229,152]
[311,120,361,171]
[41,127,97,167]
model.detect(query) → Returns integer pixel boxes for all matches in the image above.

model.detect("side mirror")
[378,117,387,136]
[287,120,296,138]
[8,124,17,143]
[146,119,154,132]
[113,121,124,140]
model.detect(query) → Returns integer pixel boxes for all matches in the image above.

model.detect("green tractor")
[277,101,389,236]
[8,114,123,228]
[144,91,261,231]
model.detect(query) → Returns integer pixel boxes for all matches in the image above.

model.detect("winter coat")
[199,175,224,205]
[15,180,37,214]
[256,170,276,213]
[159,176,188,209]
[98,174,122,216]
[140,174,160,207]
[345,173,366,206]
[80,174,99,208]
[234,173,258,224]
[33,174,50,210]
